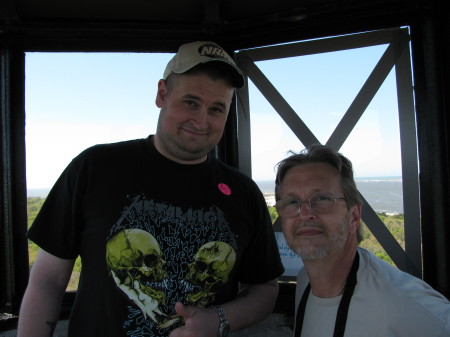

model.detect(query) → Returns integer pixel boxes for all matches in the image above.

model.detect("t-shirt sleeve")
[27,153,88,260]
[236,181,284,283]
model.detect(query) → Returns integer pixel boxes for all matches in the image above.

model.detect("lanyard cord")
[293,253,360,337]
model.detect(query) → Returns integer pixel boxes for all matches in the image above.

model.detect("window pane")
[248,43,409,275]
[25,52,174,290]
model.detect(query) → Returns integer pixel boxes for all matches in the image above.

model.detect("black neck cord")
[293,253,360,337]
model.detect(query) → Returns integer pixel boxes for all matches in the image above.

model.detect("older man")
[275,144,450,337]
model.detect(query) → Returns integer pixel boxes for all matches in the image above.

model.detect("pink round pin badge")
[218,183,231,196]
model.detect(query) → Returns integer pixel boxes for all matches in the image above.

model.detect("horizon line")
[254,175,402,182]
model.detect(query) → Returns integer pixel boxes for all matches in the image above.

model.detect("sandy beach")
[264,193,276,206]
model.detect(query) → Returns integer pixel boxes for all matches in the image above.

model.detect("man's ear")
[155,79,167,108]
[349,204,362,234]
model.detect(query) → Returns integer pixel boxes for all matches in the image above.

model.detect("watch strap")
[212,305,230,337]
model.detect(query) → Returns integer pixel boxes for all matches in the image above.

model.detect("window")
[235,27,421,279]
[25,52,174,291]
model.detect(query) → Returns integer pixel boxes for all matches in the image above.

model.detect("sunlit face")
[154,73,234,164]
[278,162,360,260]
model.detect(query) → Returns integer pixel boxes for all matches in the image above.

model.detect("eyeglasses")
[275,193,346,218]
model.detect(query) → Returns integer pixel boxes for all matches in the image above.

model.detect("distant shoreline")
[258,177,404,215]
[27,190,403,215]
[27,188,50,198]
[263,193,276,207]
[27,176,404,214]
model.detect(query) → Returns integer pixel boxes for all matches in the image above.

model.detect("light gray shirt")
[295,248,450,337]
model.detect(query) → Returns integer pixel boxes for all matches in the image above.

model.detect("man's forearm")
[17,282,65,337]
[17,250,74,337]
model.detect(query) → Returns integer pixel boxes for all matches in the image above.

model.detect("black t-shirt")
[28,136,284,337]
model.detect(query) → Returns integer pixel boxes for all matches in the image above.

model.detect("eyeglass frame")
[275,193,346,218]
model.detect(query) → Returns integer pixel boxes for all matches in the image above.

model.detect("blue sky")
[25,44,402,189]
[247,44,401,181]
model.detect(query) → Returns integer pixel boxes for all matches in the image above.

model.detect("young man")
[275,144,450,337]
[18,41,284,337]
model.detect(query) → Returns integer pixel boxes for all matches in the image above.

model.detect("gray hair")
[275,144,363,242]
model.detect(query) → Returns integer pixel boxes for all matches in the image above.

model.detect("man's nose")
[192,109,208,127]
[297,201,315,219]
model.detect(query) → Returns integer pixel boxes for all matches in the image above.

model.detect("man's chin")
[296,246,330,260]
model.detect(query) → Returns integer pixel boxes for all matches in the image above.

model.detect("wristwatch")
[212,305,230,337]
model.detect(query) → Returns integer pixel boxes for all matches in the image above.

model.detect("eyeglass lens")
[277,195,337,217]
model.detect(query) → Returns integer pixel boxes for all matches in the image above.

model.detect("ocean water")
[257,177,403,214]
[27,177,404,214]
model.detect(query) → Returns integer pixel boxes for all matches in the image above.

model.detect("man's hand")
[169,302,219,337]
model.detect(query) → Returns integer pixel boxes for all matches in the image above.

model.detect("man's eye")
[185,100,198,107]
[313,195,332,203]
[286,199,299,206]
[210,107,224,114]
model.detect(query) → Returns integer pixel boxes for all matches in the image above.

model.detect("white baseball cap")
[163,41,245,88]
